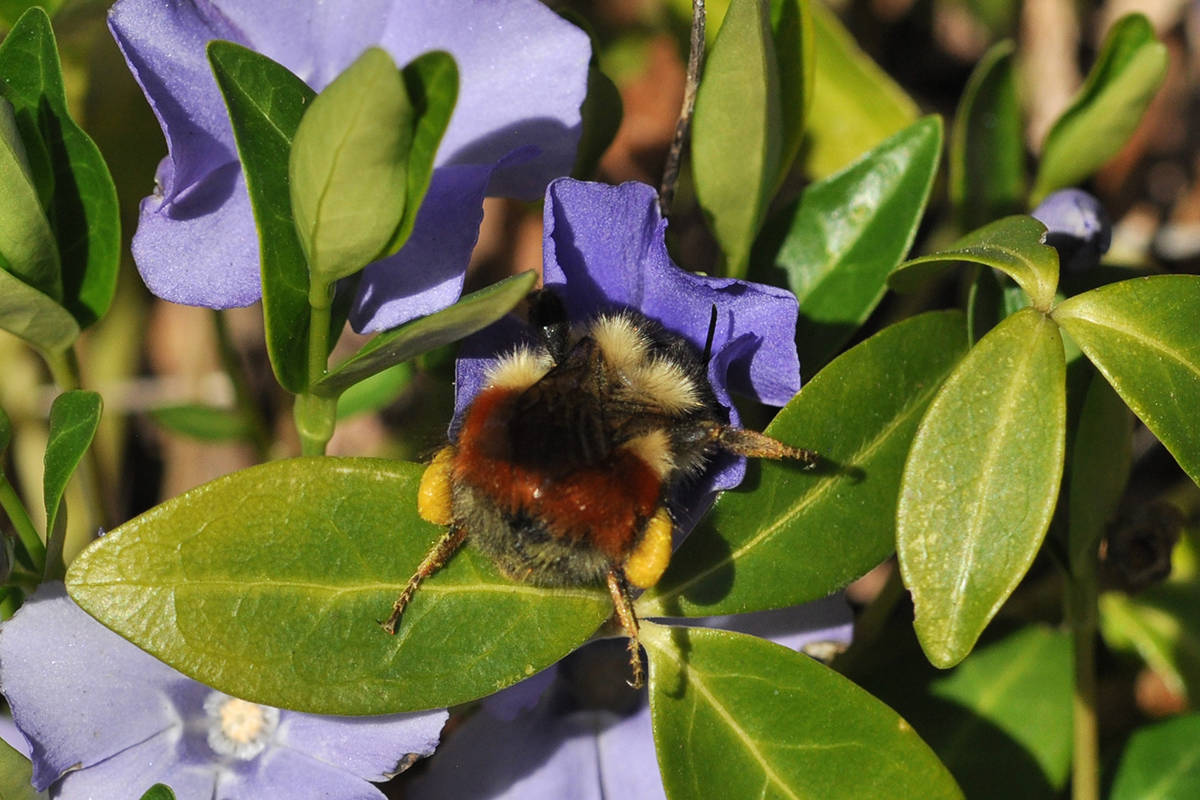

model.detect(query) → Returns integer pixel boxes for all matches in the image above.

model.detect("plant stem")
[211,310,272,460]
[1066,565,1100,800]
[0,472,44,572]
[659,0,705,216]
[295,285,337,456]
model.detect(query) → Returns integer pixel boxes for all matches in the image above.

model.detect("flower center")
[203,692,279,760]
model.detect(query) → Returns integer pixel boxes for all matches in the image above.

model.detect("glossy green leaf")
[43,390,101,541]
[314,271,537,398]
[149,404,252,442]
[0,1,63,26]
[138,786,176,800]
[1033,14,1168,203]
[0,736,38,800]
[0,264,77,352]
[898,308,1066,667]
[1111,714,1200,800]
[0,96,59,299]
[692,0,780,278]
[1052,275,1200,486]
[336,362,415,419]
[890,215,1059,312]
[1100,525,1200,701]
[385,50,458,256]
[0,6,120,328]
[65,458,610,714]
[290,47,412,286]
[755,115,942,368]
[950,41,1025,230]
[643,624,963,800]
[803,2,919,179]
[639,311,968,617]
[927,625,1073,794]
[1066,372,1132,572]
[769,0,814,187]
[209,41,316,393]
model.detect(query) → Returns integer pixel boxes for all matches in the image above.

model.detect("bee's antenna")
[702,303,718,364]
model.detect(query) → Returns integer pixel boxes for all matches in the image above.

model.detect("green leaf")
[314,270,537,398]
[802,2,919,179]
[336,361,415,419]
[692,0,780,278]
[755,115,942,368]
[384,50,458,256]
[1052,275,1200,486]
[897,308,1066,667]
[0,735,39,800]
[639,311,968,617]
[927,625,1073,794]
[0,402,10,456]
[209,41,316,394]
[0,1,63,26]
[950,41,1025,230]
[0,95,60,299]
[890,215,1060,312]
[1111,714,1200,800]
[769,0,814,188]
[1066,372,1132,572]
[572,61,622,179]
[65,458,610,714]
[149,404,252,442]
[290,47,412,287]
[1033,14,1168,203]
[138,785,177,800]
[0,6,120,328]
[43,390,101,542]
[643,624,963,800]
[0,264,78,352]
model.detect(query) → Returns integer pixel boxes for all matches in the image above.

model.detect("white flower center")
[203,692,279,760]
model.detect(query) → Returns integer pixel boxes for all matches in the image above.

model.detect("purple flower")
[407,596,854,799]
[454,178,802,511]
[0,583,447,799]
[1031,188,1112,273]
[109,0,591,332]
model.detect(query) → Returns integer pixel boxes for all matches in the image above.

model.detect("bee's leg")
[606,569,644,689]
[708,424,819,467]
[381,525,468,635]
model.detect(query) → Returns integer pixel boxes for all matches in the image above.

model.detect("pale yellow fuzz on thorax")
[486,346,554,391]
[590,315,702,414]
[417,447,456,526]
[628,358,701,413]
[589,314,650,375]
[621,429,675,479]
[624,508,673,588]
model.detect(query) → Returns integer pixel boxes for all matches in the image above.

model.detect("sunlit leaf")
[43,390,101,541]
[644,624,963,800]
[314,271,536,398]
[890,215,1059,312]
[950,41,1025,230]
[898,309,1066,667]
[1033,13,1168,203]
[639,311,968,617]
[770,0,814,187]
[209,41,315,393]
[1111,714,1200,800]
[0,96,59,300]
[802,2,919,179]
[1052,275,1200,487]
[66,458,610,714]
[0,736,39,800]
[755,115,942,368]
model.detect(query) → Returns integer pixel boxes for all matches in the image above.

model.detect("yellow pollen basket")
[417,446,455,526]
[624,508,672,588]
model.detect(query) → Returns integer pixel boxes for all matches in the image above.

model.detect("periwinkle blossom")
[0,583,447,799]
[454,178,802,518]
[408,596,854,799]
[1031,188,1112,273]
[109,0,590,332]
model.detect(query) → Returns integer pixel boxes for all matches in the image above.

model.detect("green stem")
[0,472,44,572]
[1067,565,1100,800]
[211,310,272,460]
[295,284,337,456]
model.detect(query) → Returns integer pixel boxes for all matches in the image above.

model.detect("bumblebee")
[382,290,816,687]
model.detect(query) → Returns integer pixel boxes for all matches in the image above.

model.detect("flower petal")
[0,583,187,790]
[52,727,217,800]
[276,708,447,781]
[350,163,494,333]
[221,746,389,800]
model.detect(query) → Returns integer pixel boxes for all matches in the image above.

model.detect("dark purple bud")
[1032,189,1112,273]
